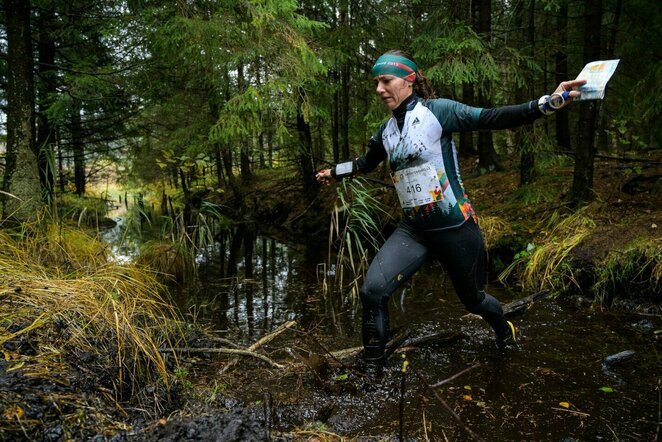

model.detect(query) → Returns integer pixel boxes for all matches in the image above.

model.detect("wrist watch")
[538,91,570,115]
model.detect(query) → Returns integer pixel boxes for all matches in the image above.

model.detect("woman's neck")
[393,92,417,131]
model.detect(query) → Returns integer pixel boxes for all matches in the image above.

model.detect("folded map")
[574,59,620,101]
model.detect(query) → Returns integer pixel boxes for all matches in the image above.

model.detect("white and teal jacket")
[356,94,542,231]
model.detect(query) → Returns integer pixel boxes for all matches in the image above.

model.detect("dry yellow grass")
[0,224,185,397]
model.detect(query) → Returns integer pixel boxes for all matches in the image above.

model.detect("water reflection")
[187,225,333,342]
[100,216,142,263]
[99,219,661,440]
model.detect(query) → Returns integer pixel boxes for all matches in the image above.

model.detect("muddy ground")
[1,150,660,441]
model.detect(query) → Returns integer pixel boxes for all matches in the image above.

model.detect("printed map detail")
[575,59,620,101]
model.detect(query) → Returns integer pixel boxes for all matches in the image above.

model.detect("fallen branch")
[551,407,591,417]
[289,328,354,372]
[430,363,480,388]
[208,336,242,348]
[329,345,363,360]
[159,347,284,369]
[249,320,297,351]
[330,331,461,360]
[219,320,296,374]
[330,329,411,360]
[557,150,662,165]
[409,364,486,442]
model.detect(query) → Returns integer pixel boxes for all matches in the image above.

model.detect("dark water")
[106,221,662,441]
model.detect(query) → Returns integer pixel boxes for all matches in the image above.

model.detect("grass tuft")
[327,178,390,301]
[593,237,662,305]
[499,209,595,293]
[0,226,185,400]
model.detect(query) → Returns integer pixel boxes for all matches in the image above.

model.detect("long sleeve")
[476,100,542,130]
[356,127,388,174]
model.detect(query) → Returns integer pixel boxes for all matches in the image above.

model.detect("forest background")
[3,0,660,300]
[2,0,660,214]
[0,0,661,440]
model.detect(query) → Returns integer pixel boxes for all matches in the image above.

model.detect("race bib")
[391,162,442,208]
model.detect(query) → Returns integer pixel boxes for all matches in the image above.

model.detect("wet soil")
[2,151,661,441]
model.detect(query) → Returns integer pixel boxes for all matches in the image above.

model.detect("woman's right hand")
[315,169,335,186]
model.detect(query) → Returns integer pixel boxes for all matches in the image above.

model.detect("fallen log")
[330,330,462,361]
[503,290,551,317]
[602,350,635,368]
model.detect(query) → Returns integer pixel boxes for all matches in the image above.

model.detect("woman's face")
[374,75,413,110]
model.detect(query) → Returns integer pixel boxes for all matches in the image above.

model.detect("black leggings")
[360,218,509,362]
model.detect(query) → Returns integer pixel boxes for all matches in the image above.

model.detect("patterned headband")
[371,54,418,82]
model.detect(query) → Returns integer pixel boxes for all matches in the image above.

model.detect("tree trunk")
[297,89,316,195]
[36,6,57,204]
[71,104,86,196]
[2,0,43,220]
[340,64,350,160]
[459,83,475,157]
[572,0,602,205]
[214,144,224,185]
[331,69,340,163]
[237,63,251,183]
[517,0,536,185]
[598,0,621,151]
[475,0,501,172]
[555,1,571,150]
[457,2,476,158]
[57,128,65,194]
[339,0,350,161]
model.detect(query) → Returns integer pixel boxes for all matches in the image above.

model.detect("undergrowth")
[593,237,662,305]
[0,220,186,400]
[499,209,595,294]
[326,177,391,302]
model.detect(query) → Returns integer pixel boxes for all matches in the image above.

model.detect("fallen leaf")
[559,401,571,408]
[3,405,24,420]
[463,395,472,401]
[599,386,615,393]
[464,385,472,390]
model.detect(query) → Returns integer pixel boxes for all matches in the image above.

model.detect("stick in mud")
[409,363,486,442]
[430,363,480,388]
[219,320,296,374]
[160,347,284,369]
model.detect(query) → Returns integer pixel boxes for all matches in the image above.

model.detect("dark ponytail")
[384,49,436,99]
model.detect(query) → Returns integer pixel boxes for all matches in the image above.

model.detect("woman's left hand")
[315,169,334,186]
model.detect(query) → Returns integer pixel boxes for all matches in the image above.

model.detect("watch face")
[549,91,569,109]
[549,95,564,109]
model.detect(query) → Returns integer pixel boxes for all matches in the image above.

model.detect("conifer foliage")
[0,0,659,215]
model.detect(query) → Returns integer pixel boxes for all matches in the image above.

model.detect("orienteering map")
[574,59,620,101]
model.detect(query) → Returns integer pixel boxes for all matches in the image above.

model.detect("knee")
[360,280,386,311]
[462,290,487,313]
[466,291,503,316]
